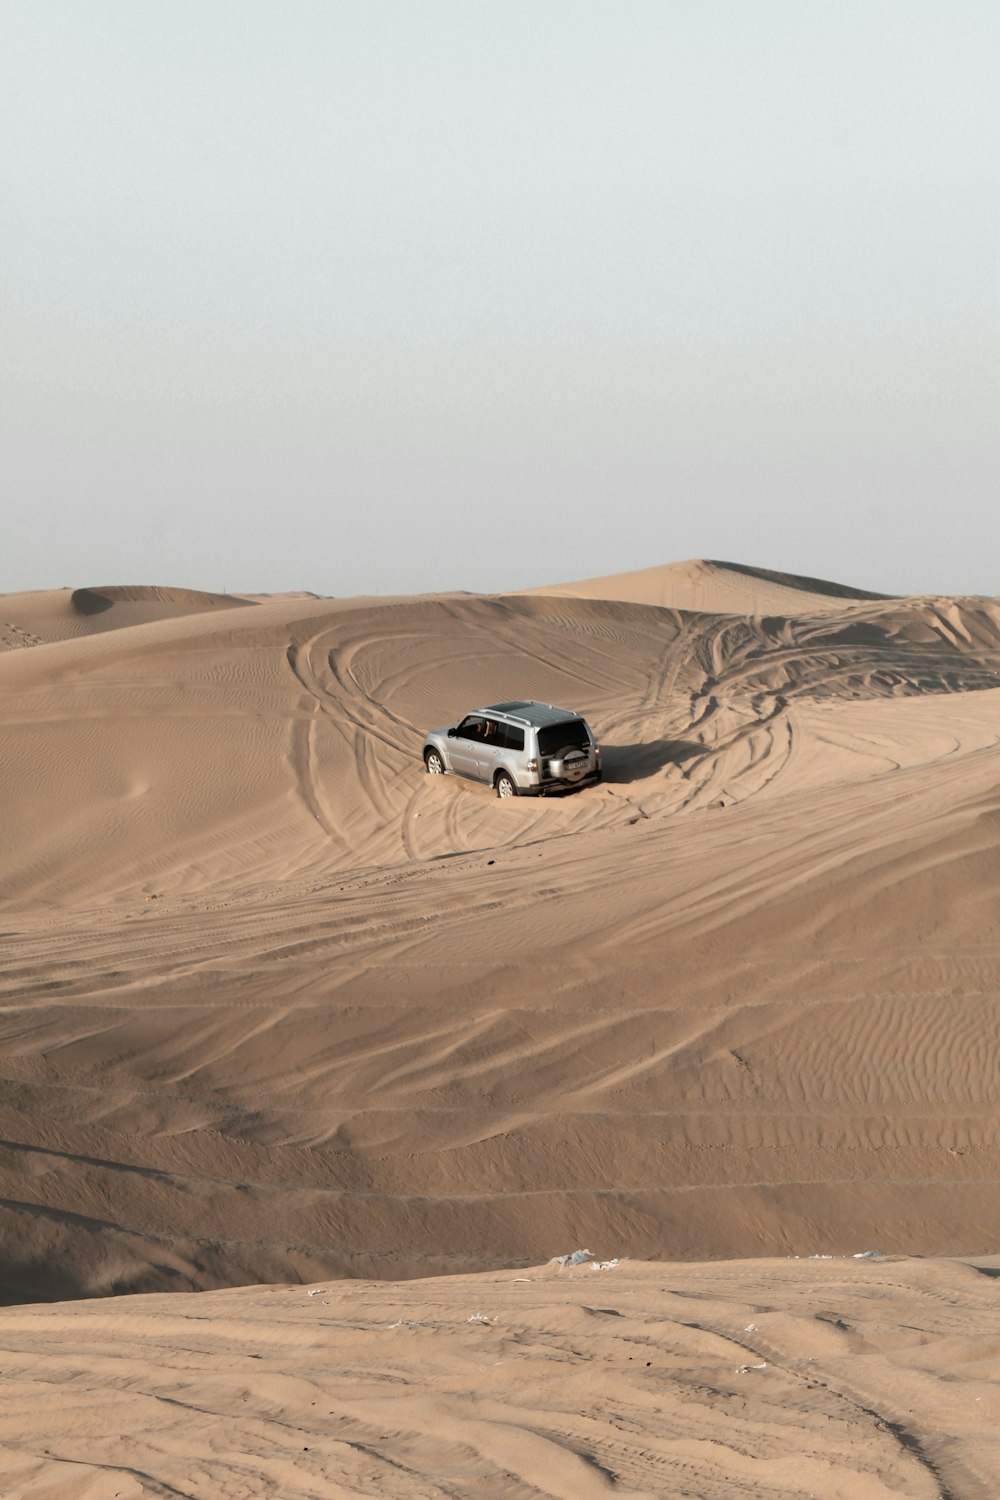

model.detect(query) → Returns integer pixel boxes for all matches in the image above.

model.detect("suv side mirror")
[447,727,457,737]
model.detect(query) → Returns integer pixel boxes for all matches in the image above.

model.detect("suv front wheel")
[495,771,518,799]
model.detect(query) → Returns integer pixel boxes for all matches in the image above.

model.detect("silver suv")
[423,700,602,798]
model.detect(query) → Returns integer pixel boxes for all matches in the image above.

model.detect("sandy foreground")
[1,1254,999,1499]
[1,559,999,1497]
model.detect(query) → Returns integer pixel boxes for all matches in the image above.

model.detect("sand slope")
[0,570,999,1289]
[1,571,1000,1298]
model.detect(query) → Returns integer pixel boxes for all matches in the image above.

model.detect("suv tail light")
[526,757,538,772]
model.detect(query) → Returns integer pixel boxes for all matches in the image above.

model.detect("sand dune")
[0,583,252,651]
[1,559,999,1494]
[523,556,895,613]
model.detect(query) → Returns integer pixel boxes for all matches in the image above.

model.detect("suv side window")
[456,715,487,741]
[500,724,525,751]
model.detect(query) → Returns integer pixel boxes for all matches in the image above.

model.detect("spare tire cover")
[551,748,588,780]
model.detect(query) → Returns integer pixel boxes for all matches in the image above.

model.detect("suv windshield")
[537,720,590,756]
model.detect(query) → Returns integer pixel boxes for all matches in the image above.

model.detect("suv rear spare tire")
[548,747,589,782]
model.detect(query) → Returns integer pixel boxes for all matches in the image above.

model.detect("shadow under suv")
[422,700,602,797]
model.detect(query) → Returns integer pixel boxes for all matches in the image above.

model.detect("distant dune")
[522,555,895,613]
[1,560,999,1496]
[0,582,252,650]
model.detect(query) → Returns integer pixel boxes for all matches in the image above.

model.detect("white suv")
[422,700,602,797]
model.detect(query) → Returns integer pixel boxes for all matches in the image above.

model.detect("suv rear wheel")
[495,771,518,799]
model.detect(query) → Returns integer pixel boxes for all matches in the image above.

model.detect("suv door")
[449,715,487,777]
[473,717,507,781]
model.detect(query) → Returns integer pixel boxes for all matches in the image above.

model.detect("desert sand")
[1,559,999,1497]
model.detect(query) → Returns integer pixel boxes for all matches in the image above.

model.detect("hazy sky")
[2,1,998,597]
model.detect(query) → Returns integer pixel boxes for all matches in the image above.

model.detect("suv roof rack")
[481,700,579,728]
